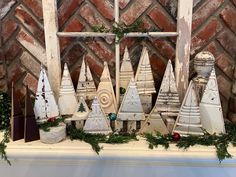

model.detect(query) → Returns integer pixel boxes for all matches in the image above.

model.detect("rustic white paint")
[135,46,156,113]
[120,47,134,90]
[16,29,47,66]
[76,57,96,100]
[42,0,61,100]
[83,97,112,134]
[175,0,193,102]
[115,0,120,104]
[58,63,78,115]
[66,97,90,129]
[34,67,59,123]
[0,0,16,19]
[152,60,180,132]
[135,46,156,95]
[39,123,66,144]
[140,112,169,135]
[97,62,117,114]
[117,78,145,121]
[200,68,225,134]
[173,81,203,136]
[57,32,178,38]
[2,138,236,177]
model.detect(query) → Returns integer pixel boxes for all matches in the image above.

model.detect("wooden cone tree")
[83,97,111,134]
[76,57,96,100]
[151,60,180,132]
[97,62,117,114]
[34,66,59,123]
[200,68,225,134]
[117,78,145,121]
[173,81,203,136]
[135,46,156,113]
[120,47,134,91]
[58,63,78,115]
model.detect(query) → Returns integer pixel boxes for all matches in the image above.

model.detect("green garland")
[145,122,236,162]
[92,20,146,43]
[1,89,236,164]
[0,92,11,165]
[67,125,137,154]
[39,117,65,132]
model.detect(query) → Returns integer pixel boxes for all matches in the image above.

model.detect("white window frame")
[42,0,193,104]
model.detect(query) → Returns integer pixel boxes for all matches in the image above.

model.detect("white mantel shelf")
[1,137,236,177]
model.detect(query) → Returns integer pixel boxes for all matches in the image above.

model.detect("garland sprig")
[67,125,138,154]
[0,92,11,165]
[145,122,236,162]
[39,117,65,132]
[92,20,147,42]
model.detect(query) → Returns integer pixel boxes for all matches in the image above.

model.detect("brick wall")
[0,0,235,119]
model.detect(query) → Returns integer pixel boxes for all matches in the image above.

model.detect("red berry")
[172,132,181,141]
[47,117,56,122]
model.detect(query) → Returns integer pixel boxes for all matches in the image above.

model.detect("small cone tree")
[78,103,85,112]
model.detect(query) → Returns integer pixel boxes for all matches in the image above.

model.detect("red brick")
[90,0,114,21]
[204,42,219,57]
[0,51,3,62]
[15,5,45,44]
[1,19,18,43]
[119,0,130,9]
[20,51,41,77]
[229,112,236,123]
[148,6,176,32]
[59,37,73,53]
[80,4,109,29]
[59,16,84,52]
[63,16,84,32]
[14,85,26,103]
[232,81,236,95]
[229,96,236,112]
[70,67,80,89]
[120,38,136,55]
[149,53,167,77]
[158,0,177,17]
[5,43,22,64]
[0,65,6,79]
[217,30,236,58]
[191,19,223,55]
[22,0,43,20]
[64,44,84,66]
[1,0,16,19]
[121,0,152,25]
[220,95,228,118]
[220,6,236,33]
[58,0,84,28]
[8,63,25,85]
[23,73,38,93]
[217,75,232,99]
[85,40,115,63]
[232,0,236,6]
[150,38,175,60]
[140,17,152,31]
[216,53,234,79]
[192,0,224,31]
[85,54,103,77]
[16,29,47,65]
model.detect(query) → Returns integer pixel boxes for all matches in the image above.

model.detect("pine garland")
[92,20,146,43]
[145,122,236,162]
[39,117,65,132]
[0,92,11,165]
[67,125,138,154]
